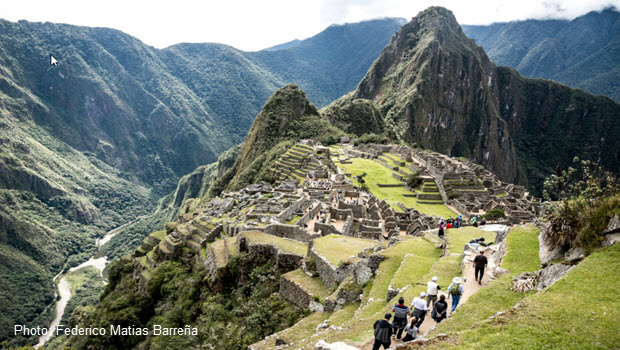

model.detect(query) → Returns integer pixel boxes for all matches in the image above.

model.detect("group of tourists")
[371,276,466,349]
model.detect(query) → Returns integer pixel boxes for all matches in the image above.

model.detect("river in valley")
[35,216,149,348]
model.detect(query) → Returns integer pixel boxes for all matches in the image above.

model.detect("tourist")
[391,297,410,340]
[426,276,441,309]
[448,277,464,312]
[372,313,393,350]
[456,215,463,228]
[438,219,445,238]
[401,317,418,342]
[411,292,429,327]
[468,237,491,252]
[473,250,488,284]
[431,294,448,323]
[471,215,479,227]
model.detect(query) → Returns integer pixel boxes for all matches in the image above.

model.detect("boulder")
[314,340,357,350]
[602,215,620,235]
[353,261,373,285]
[367,254,387,271]
[316,321,329,333]
[538,221,564,267]
[537,263,573,291]
[602,232,620,247]
[309,300,324,313]
[564,246,585,262]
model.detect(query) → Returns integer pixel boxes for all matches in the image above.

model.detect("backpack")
[450,283,461,296]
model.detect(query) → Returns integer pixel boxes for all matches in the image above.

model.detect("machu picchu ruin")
[126,138,578,349]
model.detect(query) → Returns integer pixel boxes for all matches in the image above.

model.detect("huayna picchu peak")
[2,4,619,350]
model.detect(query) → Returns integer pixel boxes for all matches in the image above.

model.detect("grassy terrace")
[284,269,332,300]
[446,226,497,252]
[368,236,439,301]
[335,157,456,217]
[433,225,541,335]
[241,231,307,256]
[313,234,376,266]
[391,254,438,289]
[423,243,619,349]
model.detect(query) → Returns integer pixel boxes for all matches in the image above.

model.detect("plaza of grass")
[252,225,542,349]
[333,154,456,219]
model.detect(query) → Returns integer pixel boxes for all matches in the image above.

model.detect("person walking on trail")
[411,292,429,328]
[448,277,465,312]
[372,313,393,350]
[401,317,419,342]
[432,294,448,323]
[473,250,488,284]
[426,276,441,309]
[438,219,445,238]
[391,297,410,340]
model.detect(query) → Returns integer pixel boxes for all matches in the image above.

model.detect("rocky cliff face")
[330,7,619,191]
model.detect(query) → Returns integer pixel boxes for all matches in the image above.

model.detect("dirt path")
[358,247,493,349]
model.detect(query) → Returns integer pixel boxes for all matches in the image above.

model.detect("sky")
[1,0,618,51]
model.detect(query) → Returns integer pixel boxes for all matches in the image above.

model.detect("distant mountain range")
[463,7,620,101]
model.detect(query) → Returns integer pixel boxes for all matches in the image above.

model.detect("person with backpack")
[391,297,410,340]
[426,276,441,309]
[471,216,478,227]
[411,292,429,328]
[372,313,393,350]
[401,317,419,342]
[473,250,488,284]
[448,277,465,312]
[431,294,448,323]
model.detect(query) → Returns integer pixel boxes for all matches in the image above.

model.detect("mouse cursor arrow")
[50,55,59,67]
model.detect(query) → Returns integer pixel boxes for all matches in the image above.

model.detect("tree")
[483,209,505,221]
[356,172,369,192]
[406,171,423,189]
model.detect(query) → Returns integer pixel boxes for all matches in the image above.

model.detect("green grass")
[313,234,376,266]
[427,244,620,349]
[225,236,239,257]
[336,157,456,217]
[433,225,541,335]
[286,215,302,225]
[496,192,508,197]
[252,311,333,349]
[391,254,438,289]
[242,231,308,256]
[368,236,440,300]
[446,226,497,253]
[284,269,332,300]
[149,230,167,241]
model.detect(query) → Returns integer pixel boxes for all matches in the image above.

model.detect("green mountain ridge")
[463,7,620,101]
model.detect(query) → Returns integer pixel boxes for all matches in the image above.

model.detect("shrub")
[406,171,423,189]
[484,209,506,220]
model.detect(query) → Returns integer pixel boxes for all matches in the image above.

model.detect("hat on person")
[420,292,427,298]
[432,276,438,282]
[453,277,462,284]
[384,313,392,320]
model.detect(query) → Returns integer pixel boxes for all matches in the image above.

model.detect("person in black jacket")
[431,294,448,323]
[372,313,393,350]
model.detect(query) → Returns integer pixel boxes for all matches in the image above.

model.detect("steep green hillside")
[463,8,620,101]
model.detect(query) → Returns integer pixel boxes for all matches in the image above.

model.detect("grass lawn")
[284,269,332,300]
[368,236,440,300]
[433,225,541,335]
[313,234,376,266]
[336,157,456,217]
[286,215,301,225]
[391,254,438,289]
[149,230,166,241]
[251,311,332,349]
[446,226,497,253]
[242,231,307,256]
[426,244,620,349]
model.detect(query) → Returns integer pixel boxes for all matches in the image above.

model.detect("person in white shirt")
[411,292,429,328]
[426,276,441,309]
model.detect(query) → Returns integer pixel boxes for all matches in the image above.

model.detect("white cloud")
[1,0,617,51]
